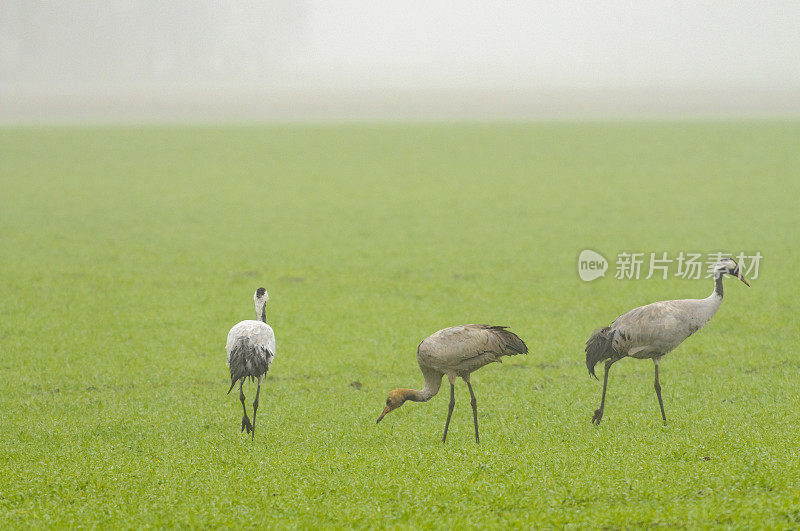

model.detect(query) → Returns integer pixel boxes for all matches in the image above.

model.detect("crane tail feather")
[586,327,615,379]
[227,339,273,393]
[486,325,529,355]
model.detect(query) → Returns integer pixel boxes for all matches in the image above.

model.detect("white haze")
[2,1,799,120]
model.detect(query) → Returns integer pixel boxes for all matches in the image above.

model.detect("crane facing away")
[586,258,750,425]
[377,324,528,443]
[226,287,276,439]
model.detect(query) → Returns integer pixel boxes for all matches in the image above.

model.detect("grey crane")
[376,324,528,443]
[586,258,750,425]
[226,287,276,439]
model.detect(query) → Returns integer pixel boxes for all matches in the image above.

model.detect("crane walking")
[226,287,276,439]
[585,258,750,425]
[377,324,528,443]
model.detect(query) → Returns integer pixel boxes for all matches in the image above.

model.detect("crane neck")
[400,368,443,403]
[711,273,724,300]
[256,302,267,323]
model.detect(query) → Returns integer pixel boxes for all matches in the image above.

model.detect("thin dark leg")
[239,380,252,433]
[654,358,666,423]
[466,381,479,444]
[592,358,616,425]
[251,378,262,440]
[442,383,455,443]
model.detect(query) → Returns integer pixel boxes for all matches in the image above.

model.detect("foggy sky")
[2,2,799,119]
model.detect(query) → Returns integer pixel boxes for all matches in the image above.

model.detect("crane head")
[715,258,750,287]
[254,287,269,302]
[376,389,407,423]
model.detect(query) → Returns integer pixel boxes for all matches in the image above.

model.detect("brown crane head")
[376,389,410,423]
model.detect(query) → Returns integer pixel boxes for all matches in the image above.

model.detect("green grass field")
[1,122,799,528]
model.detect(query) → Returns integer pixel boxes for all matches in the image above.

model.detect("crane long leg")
[251,375,263,440]
[466,381,479,444]
[592,358,617,425]
[240,380,252,434]
[442,383,456,443]
[654,357,667,423]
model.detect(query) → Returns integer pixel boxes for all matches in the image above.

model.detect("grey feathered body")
[226,320,276,382]
[418,324,528,383]
[586,290,722,376]
[378,324,528,442]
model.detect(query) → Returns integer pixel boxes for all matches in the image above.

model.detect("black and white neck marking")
[713,271,724,299]
[253,288,269,323]
[711,259,738,299]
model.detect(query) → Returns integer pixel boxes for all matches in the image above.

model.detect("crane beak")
[739,273,750,287]
[376,406,391,424]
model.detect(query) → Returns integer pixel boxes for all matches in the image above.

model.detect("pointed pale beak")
[376,406,391,424]
[739,273,750,287]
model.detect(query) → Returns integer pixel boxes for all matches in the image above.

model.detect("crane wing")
[611,301,698,357]
[419,324,528,373]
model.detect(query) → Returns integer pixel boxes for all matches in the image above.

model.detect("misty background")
[2,1,799,121]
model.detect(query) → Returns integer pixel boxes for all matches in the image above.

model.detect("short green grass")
[1,122,799,528]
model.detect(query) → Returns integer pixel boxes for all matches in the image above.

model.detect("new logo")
[578,250,608,282]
